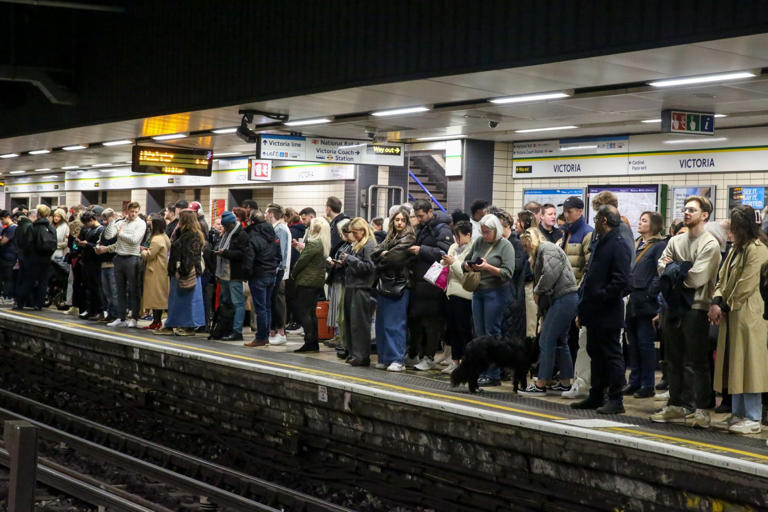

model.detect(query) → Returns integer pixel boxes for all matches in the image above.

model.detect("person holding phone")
[462,213,516,386]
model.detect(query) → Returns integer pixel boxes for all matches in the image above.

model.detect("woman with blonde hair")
[340,217,377,366]
[157,210,205,336]
[51,208,70,263]
[519,227,579,395]
[290,217,330,353]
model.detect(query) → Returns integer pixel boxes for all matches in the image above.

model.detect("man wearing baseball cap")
[558,196,594,400]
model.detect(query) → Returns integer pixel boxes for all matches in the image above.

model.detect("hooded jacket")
[409,211,453,316]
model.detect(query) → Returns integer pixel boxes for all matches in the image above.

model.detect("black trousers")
[408,315,444,359]
[0,259,14,299]
[294,285,320,345]
[586,326,626,401]
[445,296,473,360]
[664,309,712,410]
[83,262,102,315]
[18,258,51,308]
[270,269,286,330]
[343,288,373,362]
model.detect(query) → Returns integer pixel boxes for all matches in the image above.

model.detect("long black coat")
[577,227,631,330]
[409,211,453,317]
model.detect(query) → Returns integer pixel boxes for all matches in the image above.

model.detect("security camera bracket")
[238,109,289,123]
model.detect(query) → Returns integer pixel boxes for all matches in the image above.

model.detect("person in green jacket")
[291,217,331,353]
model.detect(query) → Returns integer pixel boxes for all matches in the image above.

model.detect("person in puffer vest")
[558,196,593,285]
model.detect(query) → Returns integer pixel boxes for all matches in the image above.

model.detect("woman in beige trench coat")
[708,205,768,435]
[141,214,171,330]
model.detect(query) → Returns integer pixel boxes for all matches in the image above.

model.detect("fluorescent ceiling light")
[663,137,728,144]
[283,117,333,127]
[560,145,597,151]
[641,119,661,123]
[214,152,242,157]
[714,114,727,118]
[61,165,78,169]
[0,153,19,158]
[515,125,578,133]
[9,170,24,174]
[371,106,430,117]
[62,144,87,151]
[212,127,238,134]
[34,168,51,172]
[489,91,571,104]
[29,149,51,155]
[48,176,58,179]
[152,133,188,141]
[92,163,112,167]
[649,71,756,87]
[102,139,133,146]
[415,135,467,141]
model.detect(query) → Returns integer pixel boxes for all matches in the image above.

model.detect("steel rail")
[0,390,352,511]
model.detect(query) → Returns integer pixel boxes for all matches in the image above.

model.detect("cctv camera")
[488,120,499,129]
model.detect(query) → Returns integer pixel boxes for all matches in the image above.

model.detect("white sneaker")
[414,356,435,371]
[654,390,670,401]
[387,362,405,372]
[107,319,126,327]
[126,319,137,328]
[561,377,587,399]
[268,333,287,346]
[374,362,387,369]
[441,361,458,374]
[729,418,762,434]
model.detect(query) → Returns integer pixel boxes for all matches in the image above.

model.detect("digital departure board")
[131,145,213,176]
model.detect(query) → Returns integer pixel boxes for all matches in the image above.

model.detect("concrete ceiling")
[4,33,768,178]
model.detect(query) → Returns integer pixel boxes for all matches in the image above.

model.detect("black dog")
[451,335,536,393]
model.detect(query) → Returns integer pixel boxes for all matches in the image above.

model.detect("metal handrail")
[408,170,447,212]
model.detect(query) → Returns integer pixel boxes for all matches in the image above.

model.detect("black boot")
[596,400,625,414]
[294,343,319,353]
[571,396,605,410]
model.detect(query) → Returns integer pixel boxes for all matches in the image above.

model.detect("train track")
[0,388,353,512]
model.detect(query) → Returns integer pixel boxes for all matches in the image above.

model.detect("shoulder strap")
[634,240,656,264]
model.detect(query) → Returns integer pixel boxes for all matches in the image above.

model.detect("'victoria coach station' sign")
[257,134,404,166]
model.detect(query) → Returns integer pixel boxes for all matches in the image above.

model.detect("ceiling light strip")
[663,137,728,144]
[371,106,430,117]
[151,133,188,141]
[649,71,756,87]
[515,125,578,133]
[283,117,333,127]
[489,91,571,104]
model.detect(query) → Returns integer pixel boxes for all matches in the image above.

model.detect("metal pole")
[5,420,38,512]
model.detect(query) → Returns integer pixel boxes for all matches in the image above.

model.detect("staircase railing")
[408,170,447,213]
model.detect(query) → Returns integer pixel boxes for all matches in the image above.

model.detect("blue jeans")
[626,315,657,389]
[537,292,577,381]
[732,393,762,421]
[219,280,245,335]
[473,284,512,379]
[376,290,409,365]
[101,266,119,318]
[249,275,276,341]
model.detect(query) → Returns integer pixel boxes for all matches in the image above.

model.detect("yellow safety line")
[607,427,768,462]
[13,311,768,463]
[7,311,563,420]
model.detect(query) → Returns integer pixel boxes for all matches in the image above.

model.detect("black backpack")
[35,224,58,257]
[209,301,234,340]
